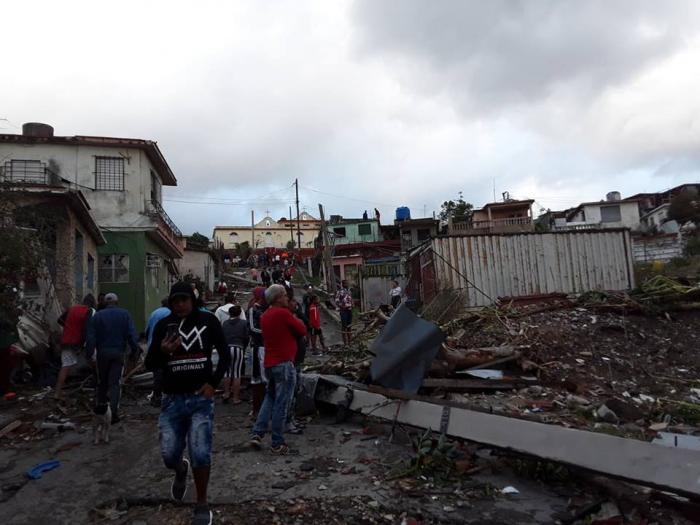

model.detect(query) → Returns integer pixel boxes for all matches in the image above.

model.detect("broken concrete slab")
[316,375,700,499]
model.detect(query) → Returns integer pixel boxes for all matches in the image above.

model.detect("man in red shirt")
[249,284,306,455]
[55,294,96,401]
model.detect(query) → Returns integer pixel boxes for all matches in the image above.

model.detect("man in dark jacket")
[145,282,230,525]
[86,293,138,422]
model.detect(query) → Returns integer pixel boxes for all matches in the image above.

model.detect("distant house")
[213,212,320,250]
[396,218,440,251]
[450,198,534,235]
[564,192,641,230]
[640,204,679,234]
[327,215,382,245]
[0,122,183,330]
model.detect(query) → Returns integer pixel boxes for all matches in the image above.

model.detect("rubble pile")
[441,300,700,436]
[319,277,700,439]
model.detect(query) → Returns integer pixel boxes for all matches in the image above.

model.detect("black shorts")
[340,309,352,329]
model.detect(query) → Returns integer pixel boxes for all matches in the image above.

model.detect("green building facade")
[98,231,174,331]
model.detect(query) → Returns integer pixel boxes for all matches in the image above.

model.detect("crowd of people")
[53,262,344,525]
[50,256,406,525]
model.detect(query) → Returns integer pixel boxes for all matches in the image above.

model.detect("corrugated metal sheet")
[431,230,635,307]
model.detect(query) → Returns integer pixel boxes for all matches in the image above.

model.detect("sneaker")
[171,458,190,501]
[286,422,303,435]
[249,434,263,449]
[270,443,289,455]
[191,505,213,525]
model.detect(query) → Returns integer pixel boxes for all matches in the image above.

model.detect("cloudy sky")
[2,0,699,235]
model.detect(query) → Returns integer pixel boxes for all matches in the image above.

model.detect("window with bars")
[600,205,621,223]
[358,223,372,235]
[95,157,125,190]
[99,254,129,283]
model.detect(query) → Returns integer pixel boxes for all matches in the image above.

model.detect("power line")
[302,184,425,210]
[164,198,294,206]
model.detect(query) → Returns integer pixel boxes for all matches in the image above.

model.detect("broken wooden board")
[0,420,22,438]
[316,375,700,499]
[421,378,518,391]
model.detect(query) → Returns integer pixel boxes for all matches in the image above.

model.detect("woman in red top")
[308,295,326,352]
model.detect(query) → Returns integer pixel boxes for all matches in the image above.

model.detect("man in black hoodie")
[145,282,230,525]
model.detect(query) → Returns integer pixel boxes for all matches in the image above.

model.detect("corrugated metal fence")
[431,230,635,307]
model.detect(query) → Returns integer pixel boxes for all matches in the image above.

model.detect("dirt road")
[1,387,573,524]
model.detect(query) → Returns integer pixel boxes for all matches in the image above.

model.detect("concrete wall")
[432,230,635,308]
[178,249,215,292]
[0,143,163,229]
[632,234,684,263]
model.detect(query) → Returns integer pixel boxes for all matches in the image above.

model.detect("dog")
[93,403,111,445]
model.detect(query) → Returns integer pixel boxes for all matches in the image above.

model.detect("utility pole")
[288,205,294,245]
[251,210,255,249]
[318,203,336,294]
[295,178,302,252]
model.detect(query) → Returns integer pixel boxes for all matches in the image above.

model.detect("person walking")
[389,280,402,309]
[335,280,354,345]
[85,293,139,423]
[249,284,306,454]
[222,305,249,404]
[145,282,231,525]
[260,268,271,288]
[247,287,268,418]
[308,295,326,353]
[146,299,171,407]
[55,294,96,401]
[214,293,246,325]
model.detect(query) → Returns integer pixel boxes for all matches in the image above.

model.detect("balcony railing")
[149,199,182,237]
[552,223,599,231]
[1,161,59,185]
[450,216,533,234]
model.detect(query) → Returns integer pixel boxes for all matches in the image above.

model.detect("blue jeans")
[252,361,296,447]
[159,393,214,469]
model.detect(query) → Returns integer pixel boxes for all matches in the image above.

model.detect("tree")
[189,232,210,248]
[668,188,700,227]
[286,240,296,250]
[438,192,473,222]
[0,186,62,344]
[236,241,252,261]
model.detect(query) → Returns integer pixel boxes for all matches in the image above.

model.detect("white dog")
[92,404,111,445]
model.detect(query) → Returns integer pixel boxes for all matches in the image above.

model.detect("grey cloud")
[352,0,700,111]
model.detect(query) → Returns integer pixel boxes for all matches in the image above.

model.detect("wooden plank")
[317,375,700,499]
[0,420,22,438]
[421,378,517,390]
